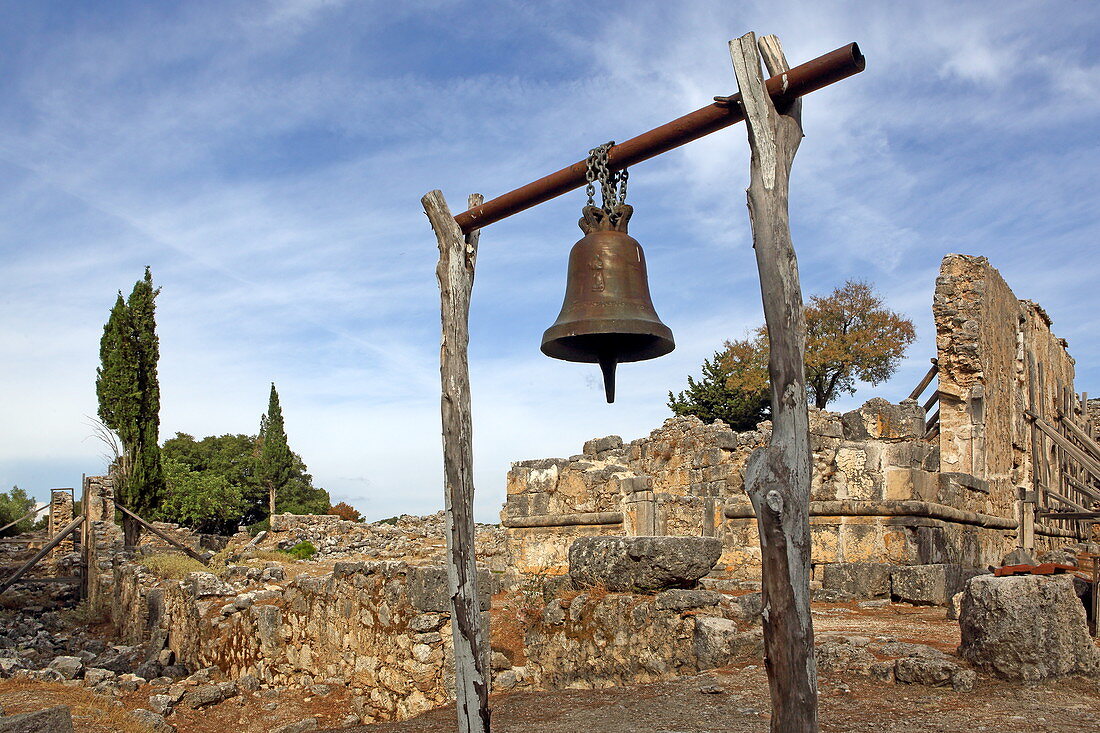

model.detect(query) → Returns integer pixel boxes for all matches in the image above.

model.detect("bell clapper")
[598,353,617,404]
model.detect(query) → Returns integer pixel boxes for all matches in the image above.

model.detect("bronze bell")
[541,204,674,403]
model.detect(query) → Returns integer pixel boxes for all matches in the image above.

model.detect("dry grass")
[136,553,208,579]
[0,679,154,733]
[240,549,291,564]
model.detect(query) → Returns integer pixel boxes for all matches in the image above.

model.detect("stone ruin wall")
[504,254,1086,584]
[47,489,75,558]
[933,254,1077,533]
[82,474,123,613]
[108,555,759,724]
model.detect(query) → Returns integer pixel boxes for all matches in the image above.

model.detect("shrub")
[328,501,363,522]
[281,541,317,560]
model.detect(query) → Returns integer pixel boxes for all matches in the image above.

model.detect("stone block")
[615,475,652,494]
[884,467,937,502]
[820,562,893,598]
[568,536,721,592]
[893,657,959,686]
[408,565,493,612]
[583,435,622,456]
[0,707,74,733]
[839,523,884,563]
[891,564,984,606]
[959,574,1100,680]
[809,525,839,564]
[186,572,231,598]
[47,656,84,680]
[841,398,924,441]
[892,564,948,605]
[654,589,721,612]
[693,616,762,669]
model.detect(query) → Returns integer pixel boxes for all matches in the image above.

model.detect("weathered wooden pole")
[422,189,491,733]
[730,32,818,732]
[0,515,85,595]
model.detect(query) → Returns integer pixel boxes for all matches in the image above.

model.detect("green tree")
[161,425,329,533]
[257,383,294,518]
[96,267,165,545]
[155,458,246,534]
[162,433,265,524]
[670,281,917,422]
[0,486,37,537]
[668,348,771,430]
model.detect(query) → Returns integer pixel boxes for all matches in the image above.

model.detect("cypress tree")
[96,267,165,545]
[258,383,293,518]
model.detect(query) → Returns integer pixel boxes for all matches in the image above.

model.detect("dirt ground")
[2,602,1098,733]
[338,671,1100,733]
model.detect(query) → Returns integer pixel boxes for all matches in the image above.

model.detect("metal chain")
[584,141,628,214]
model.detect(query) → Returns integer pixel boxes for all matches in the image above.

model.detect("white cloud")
[1,1,1098,522]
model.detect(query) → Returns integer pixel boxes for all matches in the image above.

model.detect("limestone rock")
[693,616,761,669]
[733,592,763,623]
[185,682,238,708]
[186,572,231,598]
[821,562,893,598]
[959,574,1100,680]
[816,639,876,675]
[130,709,174,733]
[654,589,721,612]
[407,565,493,612]
[0,706,74,733]
[47,656,84,680]
[148,694,174,716]
[0,658,22,678]
[894,657,958,686]
[568,536,721,592]
[891,564,983,606]
[82,668,114,687]
[947,591,963,621]
[841,398,924,441]
[1000,548,1036,566]
[583,435,622,456]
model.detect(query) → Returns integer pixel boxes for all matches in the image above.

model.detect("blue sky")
[1,0,1097,522]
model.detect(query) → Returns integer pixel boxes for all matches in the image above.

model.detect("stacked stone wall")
[82,474,123,613]
[934,254,1079,542]
[264,511,511,571]
[109,556,753,724]
[47,489,75,559]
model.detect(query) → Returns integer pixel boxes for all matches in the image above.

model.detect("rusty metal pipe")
[454,42,865,234]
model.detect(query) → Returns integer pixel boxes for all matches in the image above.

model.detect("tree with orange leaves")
[672,281,915,422]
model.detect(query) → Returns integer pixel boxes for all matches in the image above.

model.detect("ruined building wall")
[503,254,1085,581]
[933,254,1077,538]
[48,489,75,558]
[83,474,123,612]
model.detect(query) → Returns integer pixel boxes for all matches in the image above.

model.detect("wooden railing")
[907,358,940,441]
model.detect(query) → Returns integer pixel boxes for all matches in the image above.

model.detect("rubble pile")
[262,511,511,570]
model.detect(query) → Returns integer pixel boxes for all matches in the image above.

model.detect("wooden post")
[730,32,818,732]
[0,516,85,595]
[423,189,490,733]
[0,503,48,536]
[115,504,209,565]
